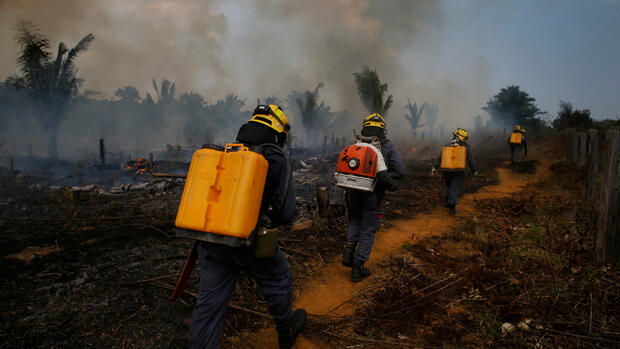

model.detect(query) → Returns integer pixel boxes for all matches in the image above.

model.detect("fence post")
[577,132,587,168]
[596,127,620,263]
[566,128,576,162]
[587,129,598,202]
[99,138,106,165]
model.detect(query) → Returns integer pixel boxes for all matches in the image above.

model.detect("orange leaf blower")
[334,136,387,192]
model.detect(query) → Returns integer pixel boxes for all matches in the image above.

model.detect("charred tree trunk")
[48,125,59,159]
[316,185,330,217]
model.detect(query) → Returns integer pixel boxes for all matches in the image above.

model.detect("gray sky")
[1,0,618,129]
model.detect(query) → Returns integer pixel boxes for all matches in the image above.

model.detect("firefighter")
[189,105,306,349]
[342,113,406,282]
[431,128,478,215]
[508,125,527,164]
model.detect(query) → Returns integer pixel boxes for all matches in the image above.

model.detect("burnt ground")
[0,154,500,348]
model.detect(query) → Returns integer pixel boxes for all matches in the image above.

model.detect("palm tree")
[145,79,176,105]
[12,21,94,158]
[404,99,425,136]
[353,66,393,116]
[287,83,334,143]
[180,92,208,145]
[296,82,323,130]
[208,94,246,131]
[422,102,438,136]
[257,96,281,106]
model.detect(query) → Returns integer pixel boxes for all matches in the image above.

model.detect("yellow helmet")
[453,128,469,141]
[250,104,290,135]
[514,125,521,131]
[363,113,386,129]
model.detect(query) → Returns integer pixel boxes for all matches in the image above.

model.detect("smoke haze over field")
[0,0,619,160]
[0,1,488,129]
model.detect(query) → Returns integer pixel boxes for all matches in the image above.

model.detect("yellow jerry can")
[509,132,523,144]
[440,145,467,171]
[175,144,269,240]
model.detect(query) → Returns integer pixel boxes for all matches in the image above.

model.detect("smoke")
[0,0,497,161]
[0,0,228,94]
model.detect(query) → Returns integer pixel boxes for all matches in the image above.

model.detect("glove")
[376,170,399,191]
[431,167,438,176]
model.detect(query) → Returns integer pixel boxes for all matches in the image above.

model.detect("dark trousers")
[443,172,466,206]
[510,144,522,164]
[346,190,382,261]
[189,244,293,349]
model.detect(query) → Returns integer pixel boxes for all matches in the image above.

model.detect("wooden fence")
[571,127,620,262]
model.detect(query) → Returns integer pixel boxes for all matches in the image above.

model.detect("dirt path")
[249,152,552,348]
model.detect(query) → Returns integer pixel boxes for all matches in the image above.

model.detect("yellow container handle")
[225,143,249,153]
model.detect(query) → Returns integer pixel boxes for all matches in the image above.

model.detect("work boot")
[342,241,356,267]
[351,258,371,282]
[276,309,307,349]
[448,205,456,215]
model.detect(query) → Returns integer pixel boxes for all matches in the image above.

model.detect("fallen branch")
[152,173,187,178]
[118,273,178,286]
[150,281,272,318]
[299,177,318,185]
[320,330,440,348]
[225,321,258,349]
[541,328,620,345]
[128,224,172,240]
[280,246,314,258]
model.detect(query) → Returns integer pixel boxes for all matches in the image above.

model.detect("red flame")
[126,157,156,175]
